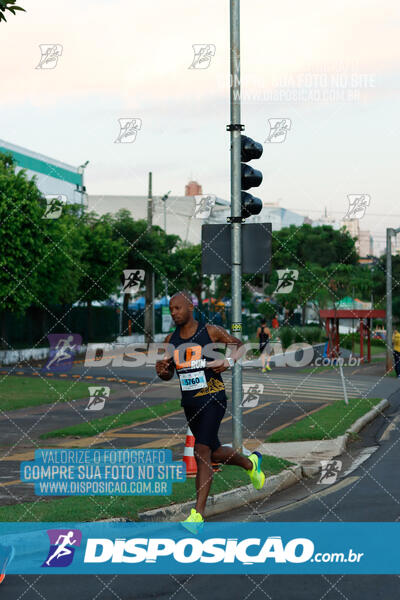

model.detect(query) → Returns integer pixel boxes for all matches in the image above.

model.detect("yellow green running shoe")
[181,508,204,535]
[247,451,266,490]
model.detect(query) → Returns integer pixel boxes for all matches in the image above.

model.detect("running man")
[156,291,265,531]
[46,335,75,370]
[256,318,272,372]
[45,531,77,566]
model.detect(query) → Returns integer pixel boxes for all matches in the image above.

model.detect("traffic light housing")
[240,135,263,218]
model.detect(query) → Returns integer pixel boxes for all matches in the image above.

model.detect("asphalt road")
[1,387,400,598]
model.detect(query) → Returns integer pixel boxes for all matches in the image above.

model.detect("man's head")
[169,291,194,326]
[261,318,266,326]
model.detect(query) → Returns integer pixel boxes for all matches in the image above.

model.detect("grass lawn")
[349,343,385,356]
[265,398,382,442]
[0,455,293,522]
[40,398,182,439]
[0,376,89,411]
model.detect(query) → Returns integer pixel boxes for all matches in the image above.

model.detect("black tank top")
[169,321,227,407]
[259,325,269,344]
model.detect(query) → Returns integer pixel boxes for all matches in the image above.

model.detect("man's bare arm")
[205,324,246,372]
[155,334,175,381]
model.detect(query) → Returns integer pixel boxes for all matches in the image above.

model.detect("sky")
[1,0,400,254]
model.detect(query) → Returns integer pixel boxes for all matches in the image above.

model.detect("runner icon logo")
[318,460,342,485]
[42,529,82,568]
[86,386,110,411]
[43,334,82,372]
[241,383,264,407]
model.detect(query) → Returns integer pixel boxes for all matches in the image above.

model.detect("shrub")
[280,327,293,350]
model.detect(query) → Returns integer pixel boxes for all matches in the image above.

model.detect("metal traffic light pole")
[229,0,243,451]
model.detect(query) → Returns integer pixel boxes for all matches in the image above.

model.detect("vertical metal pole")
[230,0,243,451]
[145,173,154,344]
[339,360,349,405]
[163,197,168,299]
[386,228,393,373]
[81,169,84,217]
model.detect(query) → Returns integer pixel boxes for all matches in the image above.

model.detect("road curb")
[289,398,390,478]
[138,399,389,521]
[346,398,389,435]
[138,465,302,521]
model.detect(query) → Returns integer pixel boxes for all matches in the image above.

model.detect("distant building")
[185,180,202,196]
[392,234,400,255]
[312,207,340,230]
[88,194,316,243]
[343,218,359,240]
[0,139,85,207]
[342,219,373,257]
[87,194,229,244]
[207,200,306,230]
[358,230,373,257]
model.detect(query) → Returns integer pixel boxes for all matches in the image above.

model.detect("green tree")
[371,255,400,322]
[112,210,211,312]
[166,243,211,302]
[272,224,358,269]
[34,205,85,304]
[77,212,126,340]
[111,210,180,328]
[0,0,25,22]
[257,300,277,321]
[265,263,372,326]
[0,153,47,344]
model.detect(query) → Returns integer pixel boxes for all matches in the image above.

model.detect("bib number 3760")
[179,370,207,391]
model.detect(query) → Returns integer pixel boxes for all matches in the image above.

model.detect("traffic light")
[240,135,263,218]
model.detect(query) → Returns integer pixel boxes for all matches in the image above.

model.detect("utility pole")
[386,227,400,372]
[161,191,171,299]
[78,160,89,217]
[385,227,400,372]
[229,0,243,451]
[144,172,155,343]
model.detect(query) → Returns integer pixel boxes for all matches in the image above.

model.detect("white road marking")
[379,414,400,441]
[342,446,379,477]
[262,476,359,517]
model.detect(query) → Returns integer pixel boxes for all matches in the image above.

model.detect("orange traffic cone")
[183,426,197,477]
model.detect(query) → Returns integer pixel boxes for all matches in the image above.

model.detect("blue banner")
[20,449,185,496]
[0,522,398,574]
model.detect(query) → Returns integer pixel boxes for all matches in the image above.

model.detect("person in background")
[271,314,279,330]
[257,318,272,372]
[392,327,400,378]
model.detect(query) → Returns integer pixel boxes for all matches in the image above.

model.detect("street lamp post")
[78,160,89,216]
[161,191,171,299]
[386,226,400,373]
[161,191,171,233]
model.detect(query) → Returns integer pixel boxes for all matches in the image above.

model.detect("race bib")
[179,370,207,391]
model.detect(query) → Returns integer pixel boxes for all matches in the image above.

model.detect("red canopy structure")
[319,309,386,363]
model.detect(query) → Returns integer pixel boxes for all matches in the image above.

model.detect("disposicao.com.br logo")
[83,536,363,566]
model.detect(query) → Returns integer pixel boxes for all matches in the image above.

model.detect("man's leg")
[211,445,252,471]
[260,348,266,370]
[193,442,214,516]
[394,351,400,376]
